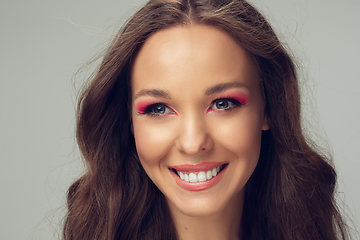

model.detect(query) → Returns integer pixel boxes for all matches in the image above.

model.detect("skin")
[131,25,269,240]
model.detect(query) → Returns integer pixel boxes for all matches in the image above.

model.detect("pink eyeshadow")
[223,92,249,105]
[135,100,158,113]
[134,100,178,115]
[206,91,249,113]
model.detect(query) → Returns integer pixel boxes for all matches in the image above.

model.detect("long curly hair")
[63,0,349,239]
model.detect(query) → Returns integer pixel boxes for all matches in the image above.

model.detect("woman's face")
[131,25,269,218]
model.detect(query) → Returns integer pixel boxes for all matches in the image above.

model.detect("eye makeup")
[218,91,249,105]
[135,99,177,115]
[206,91,249,113]
[135,99,156,114]
[134,91,249,115]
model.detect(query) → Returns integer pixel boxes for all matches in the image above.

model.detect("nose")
[175,112,214,155]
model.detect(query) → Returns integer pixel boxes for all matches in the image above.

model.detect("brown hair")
[63,0,349,239]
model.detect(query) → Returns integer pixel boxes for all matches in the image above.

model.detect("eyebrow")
[133,89,171,100]
[205,82,248,95]
[133,82,247,100]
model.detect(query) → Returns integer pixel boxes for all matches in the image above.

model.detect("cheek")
[132,119,175,167]
[214,113,264,160]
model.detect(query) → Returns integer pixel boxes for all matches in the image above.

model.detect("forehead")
[131,24,258,96]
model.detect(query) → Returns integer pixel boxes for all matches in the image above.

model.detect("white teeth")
[176,166,223,183]
[184,173,189,182]
[197,172,207,182]
[189,173,197,182]
[206,170,213,180]
[212,168,217,177]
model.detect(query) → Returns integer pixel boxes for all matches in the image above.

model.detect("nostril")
[175,128,214,155]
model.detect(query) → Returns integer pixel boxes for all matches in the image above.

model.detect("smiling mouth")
[171,164,228,183]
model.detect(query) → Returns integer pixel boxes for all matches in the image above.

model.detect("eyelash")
[138,98,243,117]
[138,103,175,117]
[208,98,243,112]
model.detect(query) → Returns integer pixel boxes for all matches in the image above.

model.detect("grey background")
[0,0,359,239]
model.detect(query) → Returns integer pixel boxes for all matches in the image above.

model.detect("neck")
[168,190,244,240]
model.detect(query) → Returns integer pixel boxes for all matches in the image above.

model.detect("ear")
[262,115,270,131]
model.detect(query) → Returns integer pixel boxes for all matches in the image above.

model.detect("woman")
[63,0,349,239]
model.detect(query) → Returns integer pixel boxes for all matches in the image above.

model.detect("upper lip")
[170,162,227,172]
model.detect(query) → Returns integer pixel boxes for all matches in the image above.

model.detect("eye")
[208,98,241,111]
[141,103,175,116]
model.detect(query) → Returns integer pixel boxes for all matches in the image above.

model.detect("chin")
[164,185,245,219]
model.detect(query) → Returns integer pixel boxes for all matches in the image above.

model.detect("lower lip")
[170,166,227,192]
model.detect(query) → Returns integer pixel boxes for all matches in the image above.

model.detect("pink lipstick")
[170,162,228,191]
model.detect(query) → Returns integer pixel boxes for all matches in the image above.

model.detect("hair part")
[63,0,349,239]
